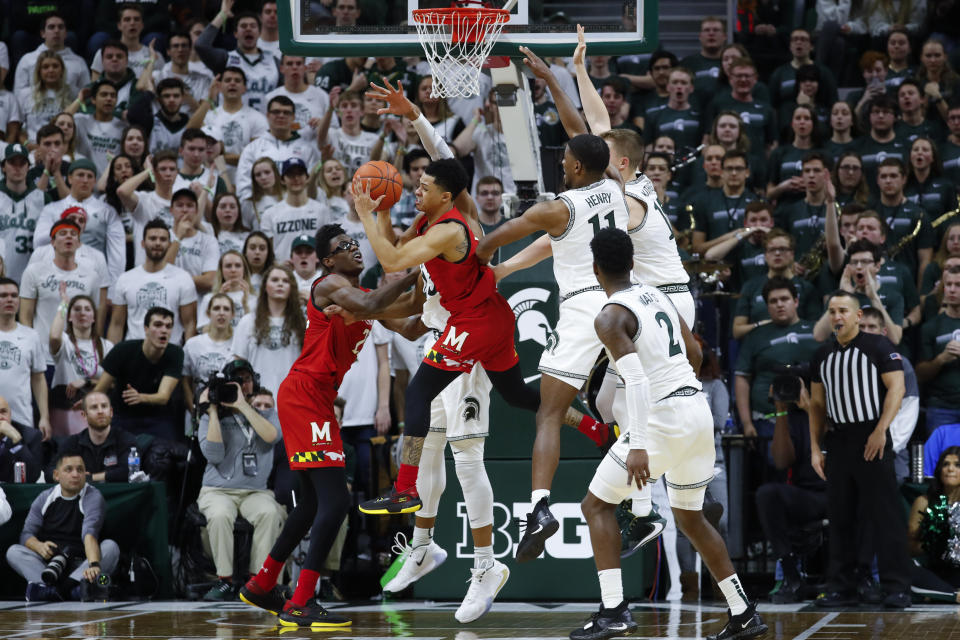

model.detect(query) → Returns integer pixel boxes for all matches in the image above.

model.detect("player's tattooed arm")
[316,270,419,316]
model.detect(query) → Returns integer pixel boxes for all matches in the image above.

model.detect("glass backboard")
[278,0,657,58]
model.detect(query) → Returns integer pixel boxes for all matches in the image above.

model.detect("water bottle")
[128,447,140,481]
[910,442,924,484]
[724,416,735,434]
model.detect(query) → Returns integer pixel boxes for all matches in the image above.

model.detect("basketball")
[352,161,404,211]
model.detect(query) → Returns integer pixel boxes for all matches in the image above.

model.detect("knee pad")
[416,429,448,519]
[452,439,493,529]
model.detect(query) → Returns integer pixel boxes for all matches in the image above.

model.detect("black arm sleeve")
[194,24,229,75]
[126,91,156,136]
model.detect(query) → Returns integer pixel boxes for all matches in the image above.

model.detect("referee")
[809,290,911,608]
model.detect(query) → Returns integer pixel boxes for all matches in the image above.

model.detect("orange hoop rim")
[412,7,510,27]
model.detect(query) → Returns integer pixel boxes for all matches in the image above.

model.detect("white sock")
[474,545,494,569]
[411,526,432,549]
[717,574,749,615]
[598,568,623,609]
[531,489,550,505]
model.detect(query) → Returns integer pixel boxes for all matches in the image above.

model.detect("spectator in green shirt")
[732,229,822,339]
[917,267,960,435]
[734,277,820,442]
[691,149,759,254]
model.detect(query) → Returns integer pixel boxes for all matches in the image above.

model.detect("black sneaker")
[882,591,910,609]
[515,497,560,563]
[569,600,637,640]
[239,580,289,615]
[706,601,768,640]
[619,507,666,559]
[26,581,62,602]
[278,599,351,629]
[769,579,802,604]
[814,591,856,608]
[358,485,422,515]
[203,579,236,601]
[858,577,883,605]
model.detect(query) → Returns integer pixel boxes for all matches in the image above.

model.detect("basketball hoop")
[412,1,510,98]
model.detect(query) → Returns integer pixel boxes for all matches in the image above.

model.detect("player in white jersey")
[569,28,693,326]
[571,227,767,640]
[476,132,628,562]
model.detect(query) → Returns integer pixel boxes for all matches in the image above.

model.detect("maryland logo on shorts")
[290,450,345,464]
[427,349,445,365]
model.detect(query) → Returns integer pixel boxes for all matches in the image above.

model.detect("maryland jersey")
[624,176,689,287]
[290,275,372,387]
[416,206,497,318]
[552,178,629,299]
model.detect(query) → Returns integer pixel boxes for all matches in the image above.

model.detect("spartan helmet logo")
[462,396,480,422]
[507,287,555,350]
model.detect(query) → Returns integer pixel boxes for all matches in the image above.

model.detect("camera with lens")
[771,363,811,404]
[41,545,73,585]
[206,371,239,405]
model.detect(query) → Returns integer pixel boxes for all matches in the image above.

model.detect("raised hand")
[352,178,385,219]
[573,24,587,67]
[519,45,551,79]
[367,78,418,119]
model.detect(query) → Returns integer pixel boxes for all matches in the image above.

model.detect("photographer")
[197,359,285,602]
[756,381,827,603]
[5,448,119,601]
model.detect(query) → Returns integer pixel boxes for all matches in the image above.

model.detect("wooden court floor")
[0,599,956,639]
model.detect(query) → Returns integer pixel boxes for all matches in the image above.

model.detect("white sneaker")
[383,539,447,593]
[455,560,510,623]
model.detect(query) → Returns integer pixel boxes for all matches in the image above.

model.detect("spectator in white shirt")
[183,292,236,414]
[260,157,331,261]
[211,193,251,256]
[48,288,114,437]
[241,157,284,230]
[264,55,331,141]
[0,278,51,440]
[19,219,108,366]
[35,160,126,282]
[243,231,276,297]
[289,235,320,305]
[64,82,125,176]
[15,50,72,144]
[14,13,90,96]
[167,189,220,294]
[235,95,320,201]
[231,264,304,395]
[107,219,198,345]
[197,251,254,332]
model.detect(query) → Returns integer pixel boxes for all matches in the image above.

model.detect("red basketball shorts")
[424,293,518,374]
[277,372,345,470]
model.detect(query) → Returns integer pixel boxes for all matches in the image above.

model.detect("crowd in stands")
[1,0,960,606]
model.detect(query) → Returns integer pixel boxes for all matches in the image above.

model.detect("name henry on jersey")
[584,192,613,208]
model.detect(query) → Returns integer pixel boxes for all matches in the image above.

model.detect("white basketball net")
[412,6,509,99]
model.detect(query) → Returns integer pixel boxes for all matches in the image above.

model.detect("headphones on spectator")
[221,358,261,393]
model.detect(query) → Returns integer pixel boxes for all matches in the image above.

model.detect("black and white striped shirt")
[810,332,904,427]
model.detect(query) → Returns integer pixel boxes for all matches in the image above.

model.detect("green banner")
[0,482,172,598]
[411,458,655,600]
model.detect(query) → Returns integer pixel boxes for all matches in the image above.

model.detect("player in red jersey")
[239,223,418,630]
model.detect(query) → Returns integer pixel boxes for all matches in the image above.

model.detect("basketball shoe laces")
[391,531,414,561]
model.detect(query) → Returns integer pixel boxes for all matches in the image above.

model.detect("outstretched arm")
[492,233,552,281]
[520,46,586,139]
[314,269,419,316]
[572,26,611,135]
[367,79,455,160]
[476,199,567,262]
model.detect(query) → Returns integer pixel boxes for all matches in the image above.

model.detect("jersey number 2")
[588,210,617,237]
[655,312,682,357]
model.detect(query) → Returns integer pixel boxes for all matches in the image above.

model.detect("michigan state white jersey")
[419,264,449,333]
[625,176,689,287]
[0,185,44,282]
[552,178,629,299]
[225,50,280,111]
[606,283,701,401]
